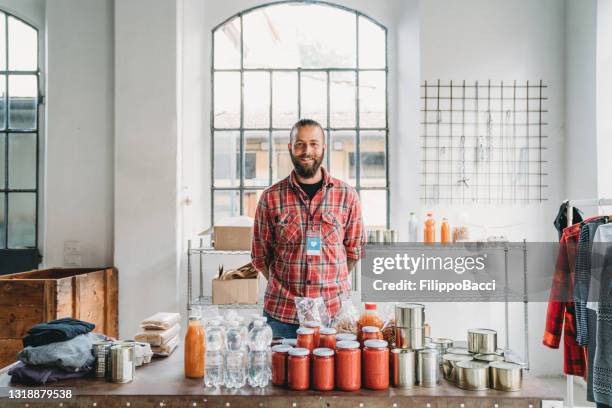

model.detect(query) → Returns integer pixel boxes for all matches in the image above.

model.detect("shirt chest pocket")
[321,211,344,245]
[275,212,302,245]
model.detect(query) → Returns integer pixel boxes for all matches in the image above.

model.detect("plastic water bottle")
[247,320,271,387]
[204,320,225,388]
[408,212,419,242]
[224,321,246,388]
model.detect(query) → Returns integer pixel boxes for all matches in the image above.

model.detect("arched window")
[211,1,388,228]
[0,12,39,256]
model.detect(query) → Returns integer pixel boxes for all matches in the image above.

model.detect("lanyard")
[292,182,331,229]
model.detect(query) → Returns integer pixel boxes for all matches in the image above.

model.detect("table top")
[0,344,563,407]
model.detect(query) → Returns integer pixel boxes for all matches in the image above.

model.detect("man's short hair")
[289,118,325,144]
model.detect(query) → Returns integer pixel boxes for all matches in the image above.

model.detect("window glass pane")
[213,131,240,187]
[360,131,386,187]
[272,131,292,182]
[360,189,386,229]
[358,16,385,69]
[0,133,4,185]
[330,72,355,128]
[8,192,35,248]
[213,190,240,224]
[243,190,263,219]
[301,72,327,126]
[0,15,6,71]
[359,71,385,128]
[243,4,356,69]
[330,131,355,186]
[244,131,269,187]
[273,72,297,128]
[0,193,4,248]
[9,75,37,130]
[0,76,6,130]
[8,16,37,71]
[214,72,240,128]
[244,72,269,128]
[9,133,36,189]
[214,17,241,69]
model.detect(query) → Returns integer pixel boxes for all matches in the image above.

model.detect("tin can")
[110,344,135,383]
[92,340,112,378]
[391,348,415,389]
[417,349,439,387]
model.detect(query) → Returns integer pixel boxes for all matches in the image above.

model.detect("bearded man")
[251,118,365,338]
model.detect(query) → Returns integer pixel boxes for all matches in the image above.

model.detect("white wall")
[597,0,612,199]
[44,0,114,269]
[114,0,180,338]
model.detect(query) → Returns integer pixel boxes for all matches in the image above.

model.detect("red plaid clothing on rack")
[543,222,588,377]
[251,168,365,324]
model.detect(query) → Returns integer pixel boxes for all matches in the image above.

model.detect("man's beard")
[290,149,325,179]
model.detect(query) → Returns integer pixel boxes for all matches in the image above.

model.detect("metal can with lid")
[394,303,425,328]
[467,328,497,354]
[391,348,415,388]
[417,349,438,387]
[92,340,112,378]
[110,344,135,383]
[489,361,523,391]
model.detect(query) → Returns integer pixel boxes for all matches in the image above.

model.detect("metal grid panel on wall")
[420,80,548,204]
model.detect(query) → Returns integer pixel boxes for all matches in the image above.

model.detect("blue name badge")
[306,232,321,256]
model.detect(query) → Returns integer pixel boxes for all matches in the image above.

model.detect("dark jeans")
[263,311,299,339]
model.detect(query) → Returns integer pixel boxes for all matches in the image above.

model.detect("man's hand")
[259,266,269,281]
[348,259,358,273]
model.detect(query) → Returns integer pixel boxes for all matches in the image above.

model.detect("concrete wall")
[44,0,114,268]
[597,0,612,200]
[114,0,180,338]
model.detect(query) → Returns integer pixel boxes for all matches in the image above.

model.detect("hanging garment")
[574,217,608,345]
[591,223,612,406]
[554,201,584,240]
[587,308,598,402]
[543,223,587,377]
[23,318,95,348]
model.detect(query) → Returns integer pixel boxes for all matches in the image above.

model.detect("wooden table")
[0,345,563,408]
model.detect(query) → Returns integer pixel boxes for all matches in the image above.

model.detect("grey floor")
[538,375,594,407]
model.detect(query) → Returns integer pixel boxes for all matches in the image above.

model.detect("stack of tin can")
[92,340,136,383]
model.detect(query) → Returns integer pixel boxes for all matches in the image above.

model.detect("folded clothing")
[23,318,95,348]
[8,361,91,385]
[140,312,180,330]
[151,333,179,357]
[19,332,106,372]
[135,324,180,346]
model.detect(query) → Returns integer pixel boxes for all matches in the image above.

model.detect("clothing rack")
[564,198,612,408]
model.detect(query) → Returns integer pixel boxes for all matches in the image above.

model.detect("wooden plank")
[43,280,57,322]
[104,268,119,338]
[0,280,45,338]
[55,277,73,319]
[74,271,106,335]
[0,339,22,369]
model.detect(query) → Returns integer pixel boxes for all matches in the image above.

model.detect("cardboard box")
[212,278,258,305]
[214,225,253,250]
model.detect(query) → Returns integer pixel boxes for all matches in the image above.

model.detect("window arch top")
[213,2,386,70]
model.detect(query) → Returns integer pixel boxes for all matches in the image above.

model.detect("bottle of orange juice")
[424,212,436,244]
[441,218,451,244]
[185,316,205,378]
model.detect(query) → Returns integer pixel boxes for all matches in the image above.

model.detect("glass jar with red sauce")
[361,326,383,346]
[363,339,389,390]
[296,327,315,352]
[335,340,361,391]
[304,321,321,348]
[312,348,335,391]
[319,327,337,350]
[271,344,293,387]
[287,347,310,390]
[357,303,383,343]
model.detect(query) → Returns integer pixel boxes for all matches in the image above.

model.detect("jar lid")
[288,347,310,356]
[362,326,380,333]
[320,327,337,335]
[282,338,297,346]
[364,339,388,349]
[336,333,357,342]
[365,303,377,310]
[296,327,314,335]
[336,340,360,349]
[313,348,335,357]
[304,321,321,328]
[271,345,293,353]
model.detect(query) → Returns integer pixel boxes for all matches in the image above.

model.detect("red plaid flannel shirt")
[251,168,365,324]
[543,223,588,377]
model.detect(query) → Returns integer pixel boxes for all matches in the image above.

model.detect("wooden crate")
[0,267,118,368]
